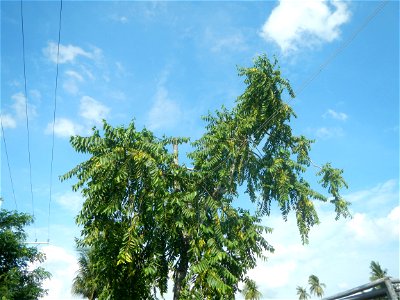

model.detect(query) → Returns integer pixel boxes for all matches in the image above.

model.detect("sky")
[0,0,399,299]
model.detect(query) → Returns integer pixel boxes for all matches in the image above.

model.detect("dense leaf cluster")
[0,209,51,300]
[62,55,350,299]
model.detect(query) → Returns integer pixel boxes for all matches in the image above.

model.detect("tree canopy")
[62,55,350,299]
[0,208,51,300]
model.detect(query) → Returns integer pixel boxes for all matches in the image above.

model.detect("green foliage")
[0,208,51,300]
[308,275,326,298]
[71,248,98,300]
[62,55,349,299]
[369,261,388,282]
[296,286,310,300]
[242,278,262,300]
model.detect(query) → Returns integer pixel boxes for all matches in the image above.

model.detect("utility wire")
[194,0,389,197]
[48,0,63,243]
[295,0,389,96]
[0,117,18,210]
[20,0,36,241]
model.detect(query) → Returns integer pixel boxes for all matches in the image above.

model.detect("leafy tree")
[71,248,98,300]
[0,208,51,299]
[369,261,388,281]
[62,55,350,299]
[296,286,310,300]
[242,278,262,300]
[308,275,326,298]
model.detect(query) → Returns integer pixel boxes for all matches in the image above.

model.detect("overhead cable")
[0,117,18,210]
[48,0,63,244]
[20,0,36,240]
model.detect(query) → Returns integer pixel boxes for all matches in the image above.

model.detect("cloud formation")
[45,118,83,138]
[43,42,102,64]
[0,114,16,129]
[323,109,348,121]
[41,245,79,300]
[55,191,84,214]
[316,126,344,139]
[260,0,350,53]
[79,96,110,125]
[243,179,399,299]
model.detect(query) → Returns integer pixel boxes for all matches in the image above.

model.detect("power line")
[295,0,389,96]
[0,117,18,210]
[20,0,36,240]
[195,0,389,198]
[48,0,63,243]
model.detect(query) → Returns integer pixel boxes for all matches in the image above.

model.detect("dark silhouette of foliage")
[0,208,51,299]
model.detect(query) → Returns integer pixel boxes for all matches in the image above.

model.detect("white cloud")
[110,14,129,23]
[211,33,248,53]
[11,92,37,119]
[315,126,344,139]
[346,206,400,243]
[55,191,84,214]
[79,96,110,125]
[323,109,348,121]
[45,118,83,138]
[260,0,351,53]
[43,42,99,64]
[244,179,399,299]
[63,70,85,95]
[147,85,182,131]
[0,114,17,128]
[65,70,84,82]
[41,245,80,300]
[345,179,398,208]
[62,81,79,95]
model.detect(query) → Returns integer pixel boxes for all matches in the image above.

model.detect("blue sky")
[1,1,399,299]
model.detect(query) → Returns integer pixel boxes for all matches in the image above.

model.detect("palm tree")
[296,286,310,300]
[71,248,98,300]
[308,275,326,298]
[242,278,262,300]
[369,261,388,281]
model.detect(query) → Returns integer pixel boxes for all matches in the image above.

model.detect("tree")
[369,261,388,281]
[296,286,310,300]
[242,278,262,300]
[0,208,51,299]
[62,55,350,299]
[308,275,326,298]
[71,248,98,300]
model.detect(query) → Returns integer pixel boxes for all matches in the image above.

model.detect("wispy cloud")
[315,126,344,139]
[45,117,83,138]
[63,70,85,95]
[147,70,182,131]
[43,42,102,64]
[11,92,37,120]
[147,86,182,131]
[55,191,84,214]
[110,14,129,23]
[79,96,110,125]
[260,0,351,53]
[323,109,348,121]
[210,33,248,53]
[0,114,17,129]
[65,70,84,82]
[244,179,399,298]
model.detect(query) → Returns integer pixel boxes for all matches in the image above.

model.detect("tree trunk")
[173,237,189,300]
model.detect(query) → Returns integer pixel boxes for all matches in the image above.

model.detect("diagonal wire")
[48,0,63,243]
[193,0,390,198]
[20,0,36,240]
[1,117,18,210]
